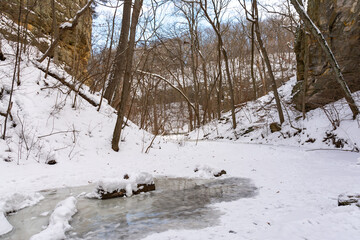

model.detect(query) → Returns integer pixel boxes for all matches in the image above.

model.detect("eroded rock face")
[293,0,360,110]
[0,0,92,73]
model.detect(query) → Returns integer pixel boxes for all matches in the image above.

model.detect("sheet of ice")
[29,196,77,240]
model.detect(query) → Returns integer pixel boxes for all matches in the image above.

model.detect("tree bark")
[3,0,23,139]
[253,0,285,124]
[198,0,237,129]
[103,0,132,104]
[98,0,120,111]
[250,2,257,100]
[112,0,143,151]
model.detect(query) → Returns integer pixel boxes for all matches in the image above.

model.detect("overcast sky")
[92,0,290,50]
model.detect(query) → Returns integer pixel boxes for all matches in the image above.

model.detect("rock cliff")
[0,0,92,73]
[293,0,360,110]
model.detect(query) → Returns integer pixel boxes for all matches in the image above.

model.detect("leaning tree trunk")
[254,0,285,124]
[290,0,359,119]
[112,0,143,151]
[103,0,132,104]
[250,2,257,100]
[3,0,23,139]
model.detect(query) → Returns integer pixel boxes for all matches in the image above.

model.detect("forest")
[0,0,360,239]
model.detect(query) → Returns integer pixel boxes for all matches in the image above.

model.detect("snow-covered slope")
[188,77,360,151]
[0,38,155,188]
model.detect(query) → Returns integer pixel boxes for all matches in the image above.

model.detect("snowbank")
[0,192,44,214]
[30,196,77,240]
[0,192,44,236]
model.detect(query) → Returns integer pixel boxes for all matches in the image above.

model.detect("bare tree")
[112,0,144,151]
[240,0,285,124]
[3,0,23,139]
[197,0,237,129]
[98,0,121,111]
[103,0,132,105]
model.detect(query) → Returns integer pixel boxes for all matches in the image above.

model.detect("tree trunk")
[112,0,143,151]
[3,0,22,139]
[103,0,132,104]
[250,2,257,100]
[254,0,285,124]
[98,0,120,111]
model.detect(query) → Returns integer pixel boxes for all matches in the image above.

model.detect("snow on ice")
[29,196,77,240]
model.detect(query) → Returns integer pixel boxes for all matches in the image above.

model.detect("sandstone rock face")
[0,0,92,72]
[293,0,360,110]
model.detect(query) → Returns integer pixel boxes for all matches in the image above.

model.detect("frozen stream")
[4,177,257,240]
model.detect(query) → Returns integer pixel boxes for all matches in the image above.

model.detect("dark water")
[4,177,257,240]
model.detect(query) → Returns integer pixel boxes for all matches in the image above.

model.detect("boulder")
[338,193,360,207]
[213,170,227,177]
[270,122,282,133]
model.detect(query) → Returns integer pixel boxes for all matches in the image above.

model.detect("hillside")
[188,77,360,151]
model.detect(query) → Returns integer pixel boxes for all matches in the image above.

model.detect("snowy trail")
[1,141,359,239]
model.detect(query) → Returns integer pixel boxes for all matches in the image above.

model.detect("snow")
[29,196,77,240]
[0,192,44,236]
[1,15,360,240]
[0,193,44,214]
[0,213,12,236]
[194,165,224,178]
[59,22,72,29]
[94,172,154,197]
[187,77,360,152]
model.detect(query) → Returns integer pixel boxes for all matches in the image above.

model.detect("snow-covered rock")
[194,165,227,178]
[94,172,155,199]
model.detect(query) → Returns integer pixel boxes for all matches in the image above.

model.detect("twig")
[38,130,79,139]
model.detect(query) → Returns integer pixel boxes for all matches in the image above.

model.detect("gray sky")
[92,0,289,49]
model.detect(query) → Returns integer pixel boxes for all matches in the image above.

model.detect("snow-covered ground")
[1,29,360,239]
[188,77,360,152]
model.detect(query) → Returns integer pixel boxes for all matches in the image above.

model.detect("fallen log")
[96,173,156,199]
[98,183,156,200]
[34,61,99,107]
